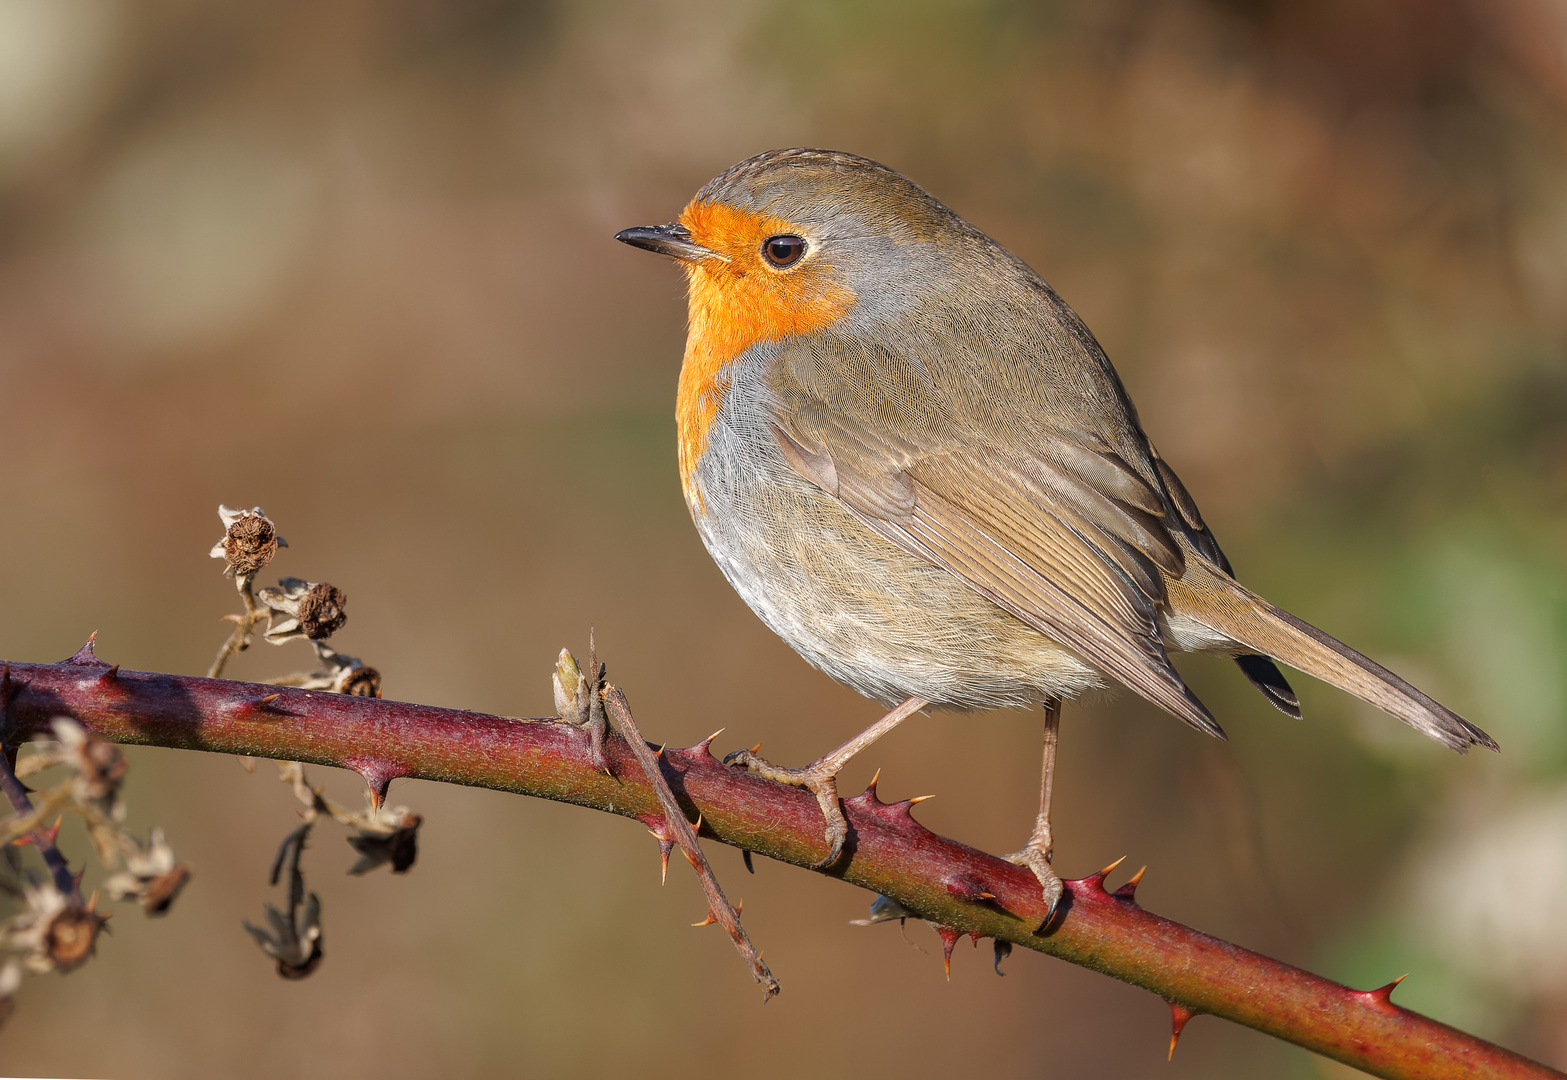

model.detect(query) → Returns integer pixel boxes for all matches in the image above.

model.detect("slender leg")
[1005,697,1065,922]
[726,696,927,869]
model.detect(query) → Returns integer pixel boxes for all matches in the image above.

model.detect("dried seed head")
[296,583,347,640]
[346,812,422,875]
[335,663,381,697]
[105,830,190,917]
[209,506,285,577]
[258,578,348,644]
[46,900,108,972]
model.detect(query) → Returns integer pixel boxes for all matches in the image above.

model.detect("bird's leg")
[725,695,927,870]
[1005,697,1065,924]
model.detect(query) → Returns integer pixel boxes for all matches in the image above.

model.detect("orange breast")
[676,199,856,512]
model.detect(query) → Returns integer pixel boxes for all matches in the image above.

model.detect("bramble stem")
[602,685,778,999]
[206,573,262,679]
[0,648,1559,1080]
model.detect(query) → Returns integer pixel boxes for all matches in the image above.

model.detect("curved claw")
[809,777,848,869]
[1005,845,1064,930]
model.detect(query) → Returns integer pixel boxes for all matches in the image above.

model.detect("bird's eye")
[761,234,807,268]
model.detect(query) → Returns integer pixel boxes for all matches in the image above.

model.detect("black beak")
[614,223,721,262]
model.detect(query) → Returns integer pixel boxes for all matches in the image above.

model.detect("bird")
[615,147,1496,918]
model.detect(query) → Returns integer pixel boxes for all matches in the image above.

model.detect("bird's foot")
[724,748,848,869]
[1003,834,1064,929]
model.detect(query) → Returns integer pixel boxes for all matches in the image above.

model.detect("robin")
[615,148,1496,916]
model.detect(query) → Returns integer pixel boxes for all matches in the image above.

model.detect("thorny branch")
[0,648,1558,1080]
[602,684,778,999]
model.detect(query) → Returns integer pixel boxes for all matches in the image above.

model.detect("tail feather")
[1234,654,1302,719]
[1170,564,1497,753]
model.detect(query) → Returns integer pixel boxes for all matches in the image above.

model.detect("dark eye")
[761,234,807,268]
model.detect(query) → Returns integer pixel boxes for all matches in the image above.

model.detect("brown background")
[2,1,1566,1076]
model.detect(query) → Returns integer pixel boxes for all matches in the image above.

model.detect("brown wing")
[771,402,1226,738]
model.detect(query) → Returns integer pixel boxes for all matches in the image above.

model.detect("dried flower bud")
[347,811,422,875]
[257,578,348,643]
[50,718,126,806]
[105,829,190,916]
[46,899,108,971]
[0,959,20,1030]
[1,884,107,974]
[337,663,381,697]
[209,506,286,577]
[849,892,914,926]
[244,894,323,980]
[296,583,346,639]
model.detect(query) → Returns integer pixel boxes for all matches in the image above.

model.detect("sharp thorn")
[1112,865,1147,901]
[1168,1003,1198,1060]
[907,794,935,804]
[742,849,755,874]
[101,664,120,682]
[1365,974,1408,1005]
[692,910,717,928]
[936,926,960,979]
[1097,855,1127,879]
[749,743,761,754]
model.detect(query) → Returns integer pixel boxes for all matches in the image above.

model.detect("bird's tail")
[1168,560,1497,753]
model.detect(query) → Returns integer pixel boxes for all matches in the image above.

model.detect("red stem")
[0,645,1558,1080]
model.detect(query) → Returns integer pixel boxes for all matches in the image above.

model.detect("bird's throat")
[674,199,856,513]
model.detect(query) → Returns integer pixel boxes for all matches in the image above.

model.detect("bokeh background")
[1,0,1565,1076]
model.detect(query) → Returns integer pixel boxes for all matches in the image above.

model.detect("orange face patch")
[675,199,856,512]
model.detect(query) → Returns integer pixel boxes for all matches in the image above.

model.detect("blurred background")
[0,0,1564,1076]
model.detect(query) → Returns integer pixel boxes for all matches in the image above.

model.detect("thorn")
[100,664,120,683]
[692,909,717,928]
[968,930,982,948]
[693,813,703,835]
[683,848,700,871]
[742,849,754,874]
[1111,865,1147,902]
[690,728,725,757]
[647,830,674,884]
[655,744,665,759]
[867,767,881,792]
[735,899,743,916]
[944,875,996,903]
[1362,974,1408,1007]
[935,926,960,979]
[1079,855,1126,892]
[993,939,1012,976]
[1168,1003,1198,1060]
[65,634,105,666]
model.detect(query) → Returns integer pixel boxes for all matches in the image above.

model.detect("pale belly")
[686,397,1109,711]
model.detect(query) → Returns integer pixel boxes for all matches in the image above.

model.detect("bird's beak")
[614,223,723,262]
